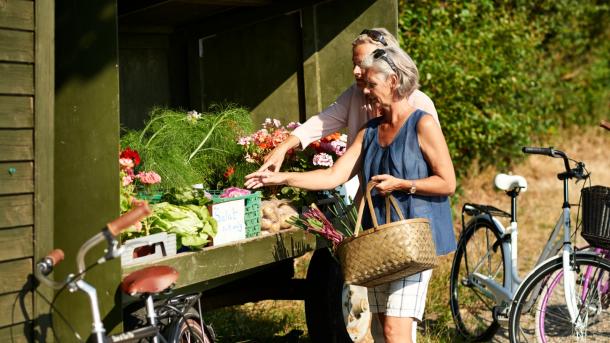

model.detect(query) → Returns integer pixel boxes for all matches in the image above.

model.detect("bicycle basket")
[581,186,610,249]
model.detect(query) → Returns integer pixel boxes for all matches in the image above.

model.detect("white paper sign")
[211,199,246,245]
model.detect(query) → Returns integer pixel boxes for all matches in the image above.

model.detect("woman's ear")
[390,74,399,90]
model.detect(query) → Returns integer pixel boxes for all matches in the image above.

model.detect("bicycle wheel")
[450,217,505,341]
[509,254,610,342]
[164,309,214,343]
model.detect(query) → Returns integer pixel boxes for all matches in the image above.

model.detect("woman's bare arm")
[245,129,365,190]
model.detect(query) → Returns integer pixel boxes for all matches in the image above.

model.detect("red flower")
[224,166,235,179]
[120,147,141,166]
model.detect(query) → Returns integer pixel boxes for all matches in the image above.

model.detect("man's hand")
[257,135,301,172]
[258,147,287,173]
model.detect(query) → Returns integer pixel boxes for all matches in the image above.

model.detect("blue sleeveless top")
[361,110,456,256]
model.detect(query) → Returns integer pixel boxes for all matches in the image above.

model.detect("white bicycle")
[450,147,610,342]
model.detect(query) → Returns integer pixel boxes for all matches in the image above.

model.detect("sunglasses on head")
[372,49,398,74]
[361,29,388,46]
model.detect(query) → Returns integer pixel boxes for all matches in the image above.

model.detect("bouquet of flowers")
[119,147,162,213]
[237,118,347,171]
[288,198,359,250]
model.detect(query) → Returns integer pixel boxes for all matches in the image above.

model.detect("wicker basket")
[581,186,610,249]
[208,190,262,238]
[336,182,438,287]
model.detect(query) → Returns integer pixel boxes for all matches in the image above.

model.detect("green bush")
[399,0,610,175]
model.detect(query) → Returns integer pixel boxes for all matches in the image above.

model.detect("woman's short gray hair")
[352,27,400,49]
[361,47,420,98]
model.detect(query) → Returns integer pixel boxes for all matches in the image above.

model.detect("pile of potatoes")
[260,199,299,233]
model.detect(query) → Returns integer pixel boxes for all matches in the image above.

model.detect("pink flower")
[313,153,334,167]
[286,121,301,130]
[122,174,134,186]
[119,158,135,170]
[237,136,252,145]
[320,140,347,156]
[137,171,162,185]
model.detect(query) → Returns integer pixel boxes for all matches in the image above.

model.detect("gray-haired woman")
[256,28,441,173]
[245,47,456,343]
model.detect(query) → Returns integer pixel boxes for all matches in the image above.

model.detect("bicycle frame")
[467,177,578,320]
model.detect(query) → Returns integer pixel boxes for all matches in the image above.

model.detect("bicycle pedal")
[493,306,509,325]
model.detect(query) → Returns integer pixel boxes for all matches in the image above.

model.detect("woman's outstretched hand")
[244,170,287,189]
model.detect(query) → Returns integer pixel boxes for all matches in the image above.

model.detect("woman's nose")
[353,65,362,75]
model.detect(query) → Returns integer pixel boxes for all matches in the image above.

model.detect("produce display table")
[121,228,319,291]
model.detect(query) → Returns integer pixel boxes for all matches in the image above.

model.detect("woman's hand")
[244,171,287,189]
[370,174,405,195]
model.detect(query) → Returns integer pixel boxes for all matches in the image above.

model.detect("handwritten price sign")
[210,199,246,245]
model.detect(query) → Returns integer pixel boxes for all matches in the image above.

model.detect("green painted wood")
[33,0,55,329]
[0,63,33,94]
[0,96,33,128]
[0,292,32,327]
[0,0,34,31]
[0,29,34,62]
[0,226,33,262]
[0,194,33,228]
[0,129,33,161]
[0,258,32,293]
[0,162,33,194]
[0,323,28,343]
[54,0,121,338]
[122,229,317,289]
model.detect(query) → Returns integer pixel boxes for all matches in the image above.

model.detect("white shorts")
[367,269,433,320]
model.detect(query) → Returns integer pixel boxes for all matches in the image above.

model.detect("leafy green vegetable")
[145,202,218,249]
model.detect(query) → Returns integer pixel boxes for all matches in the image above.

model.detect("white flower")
[186,110,201,123]
[313,153,334,167]
[340,134,348,142]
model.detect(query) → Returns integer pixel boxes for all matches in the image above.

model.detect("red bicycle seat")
[121,265,179,296]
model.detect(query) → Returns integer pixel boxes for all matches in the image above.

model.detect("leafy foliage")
[399,0,610,175]
[120,106,254,190]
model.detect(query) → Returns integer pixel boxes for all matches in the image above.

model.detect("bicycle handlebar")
[46,249,65,267]
[522,146,588,181]
[35,204,153,287]
[522,147,565,158]
[107,202,152,236]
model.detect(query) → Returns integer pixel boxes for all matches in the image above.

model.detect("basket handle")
[353,181,407,236]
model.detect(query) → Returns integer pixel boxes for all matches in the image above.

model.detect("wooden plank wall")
[0,1,36,341]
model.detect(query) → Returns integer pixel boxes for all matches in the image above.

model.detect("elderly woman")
[258,28,440,173]
[245,47,456,343]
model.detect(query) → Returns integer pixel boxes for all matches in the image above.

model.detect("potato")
[262,206,278,221]
[269,222,281,233]
[261,218,274,231]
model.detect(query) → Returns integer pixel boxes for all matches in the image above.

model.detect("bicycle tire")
[164,308,214,343]
[450,216,505,341]
[509,253,610,342]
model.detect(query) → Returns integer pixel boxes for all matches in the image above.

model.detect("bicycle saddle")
[494,174,528,192]
[121,265,179,296]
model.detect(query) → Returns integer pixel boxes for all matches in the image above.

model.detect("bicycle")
[508,130,610,341]
[449,147,592,341]
[35,204,215,343]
